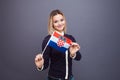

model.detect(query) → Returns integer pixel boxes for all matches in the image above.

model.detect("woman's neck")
[56,31,64,35]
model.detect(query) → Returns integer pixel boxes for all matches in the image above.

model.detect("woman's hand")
[69,42,80,58]
[35,54,44,68]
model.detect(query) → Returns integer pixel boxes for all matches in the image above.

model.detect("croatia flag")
[47,31,72,53]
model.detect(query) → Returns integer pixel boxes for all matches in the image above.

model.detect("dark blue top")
[42,34,81,79]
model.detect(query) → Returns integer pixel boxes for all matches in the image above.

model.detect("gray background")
[0,0,120,80]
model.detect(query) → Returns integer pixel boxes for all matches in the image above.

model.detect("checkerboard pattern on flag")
[47,31,72,53]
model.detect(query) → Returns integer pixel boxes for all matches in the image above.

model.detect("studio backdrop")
[0,0,120,80]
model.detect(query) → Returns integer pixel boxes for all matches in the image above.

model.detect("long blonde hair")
[48,9,67,35]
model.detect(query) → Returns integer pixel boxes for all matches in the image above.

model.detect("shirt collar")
[55,31,64,36]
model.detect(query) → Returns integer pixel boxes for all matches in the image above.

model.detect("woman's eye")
[61,19,64,21]
[54,21,58,23]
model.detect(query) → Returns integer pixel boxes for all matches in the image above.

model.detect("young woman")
[35,9,81,80]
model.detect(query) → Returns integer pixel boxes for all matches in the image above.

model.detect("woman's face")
[52,14,65,33]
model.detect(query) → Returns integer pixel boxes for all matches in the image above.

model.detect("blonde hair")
[48,9,67,35]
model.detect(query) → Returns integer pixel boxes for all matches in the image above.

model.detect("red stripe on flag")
[53,31,61,38]
[65,37,72,45]
[53,31,72,45]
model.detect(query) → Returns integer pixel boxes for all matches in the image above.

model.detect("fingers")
[71,42,80,50]
[35,54,43,62]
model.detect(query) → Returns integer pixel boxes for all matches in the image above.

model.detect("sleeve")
[42,35,51,70]
[69,35,82,61]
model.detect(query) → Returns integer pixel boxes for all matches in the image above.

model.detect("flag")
[47,31,72,53]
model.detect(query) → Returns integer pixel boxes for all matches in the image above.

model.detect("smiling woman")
[34,9,82,80]
[48,9,67,35]
[52,14,65,33]
[1,0,120,80]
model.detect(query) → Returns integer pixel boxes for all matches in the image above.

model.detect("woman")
[35,9,81,80]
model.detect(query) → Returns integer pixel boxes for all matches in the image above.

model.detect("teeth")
[58,26,62,27]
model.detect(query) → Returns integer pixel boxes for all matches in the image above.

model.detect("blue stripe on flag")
[48,41,67,53]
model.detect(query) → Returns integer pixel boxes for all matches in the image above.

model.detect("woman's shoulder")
[65,34,76,42]
[65,33,74,38]
[42,35,51,45]
[43,35,51,41]
[65,33,72,37]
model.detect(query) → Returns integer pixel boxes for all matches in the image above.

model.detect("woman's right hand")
[35,54,44,68]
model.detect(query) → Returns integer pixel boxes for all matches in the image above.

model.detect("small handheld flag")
[41,31,72,55]
[47,31,72,53]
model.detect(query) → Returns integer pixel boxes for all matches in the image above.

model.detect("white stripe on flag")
[50,35,71,49]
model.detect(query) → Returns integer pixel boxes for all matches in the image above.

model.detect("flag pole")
[41,31,55,56]
[41,39,50,56]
